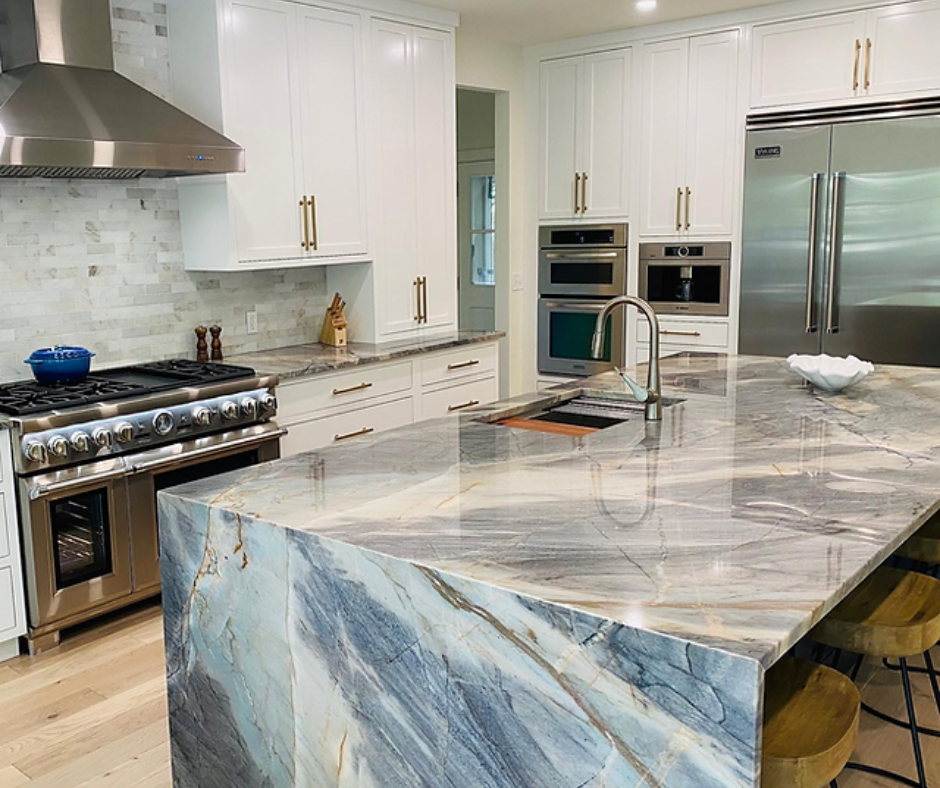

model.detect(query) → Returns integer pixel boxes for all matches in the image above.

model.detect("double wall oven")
[538,224,629,377]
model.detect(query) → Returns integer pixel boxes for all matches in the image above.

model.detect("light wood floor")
[0,603,939,788]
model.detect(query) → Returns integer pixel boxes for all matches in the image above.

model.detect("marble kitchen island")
[158,353,940,788]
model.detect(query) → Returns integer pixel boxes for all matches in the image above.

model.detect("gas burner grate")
[136,359,257,383]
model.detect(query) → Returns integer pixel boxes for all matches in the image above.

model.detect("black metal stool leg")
[924,649,940,720]
[901,658,930,788]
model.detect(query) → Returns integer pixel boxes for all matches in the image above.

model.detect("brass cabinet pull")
[675,187,682,231]
[334,427,374,442]
[414,279,422,322]
[685,187,691,231]
[582,172,588,214]
[300,196,310,250]
[864,38,872,90]
[309,195,319,251]
[574,173,581,214]
[852,39,861,91]
[332,382,373,396]
[661,330,702,337]
[447,359,480,371]
[421,276,428,324]
[448,400,480,412]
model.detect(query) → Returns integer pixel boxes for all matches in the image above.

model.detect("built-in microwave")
[639,243,731,316]
[539,224,628,298]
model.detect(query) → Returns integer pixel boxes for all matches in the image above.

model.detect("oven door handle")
[28,467,129,500]
[543,252,619,260]
[130,427,287,475]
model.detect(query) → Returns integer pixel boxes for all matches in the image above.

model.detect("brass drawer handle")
[447,359,480,371]
[334,427,374,442]
[853,38,861,91]
[421,276,428,324]
[448,400,480,412]
[575,173,581,214]
[414,279,422,322]
[310,195,319,251]
[332,382,373,396]
[661,330,702,338]
[864,38,872,90]
[685,187,691,231]
[582,172,588,214]
[300,196,310,250]
[675,187,682,232]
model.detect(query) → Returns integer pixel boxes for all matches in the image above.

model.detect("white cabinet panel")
[281,397,414,455]
[866,2,940,97]
[539,58,582,221]
[414,28,457,329]
[582,50,632,220]
[641,39,688,236]
[298,6,369,258]
[685,31,739,236]
[750,13,867,108]
[0,566,16,636]
[0,493,8,561]
[421,377,499,420]
[225,0,305,262]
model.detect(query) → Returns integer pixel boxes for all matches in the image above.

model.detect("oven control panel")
[18,388,278,473]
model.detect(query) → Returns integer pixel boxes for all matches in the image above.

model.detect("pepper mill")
[209,325,223,362]
[194,326,209,362]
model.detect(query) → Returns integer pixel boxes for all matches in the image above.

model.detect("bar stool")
[811,566,940,788]
[762,658,860,788]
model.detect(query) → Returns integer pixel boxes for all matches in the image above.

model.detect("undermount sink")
[480,389,682,435]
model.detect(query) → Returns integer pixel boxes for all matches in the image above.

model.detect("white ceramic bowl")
[786,354,875,393]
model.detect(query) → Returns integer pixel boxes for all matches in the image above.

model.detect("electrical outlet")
[512,273,524,292]
[246,310,258,334]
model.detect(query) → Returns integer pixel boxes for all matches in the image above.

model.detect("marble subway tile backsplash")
[0,0,329,381]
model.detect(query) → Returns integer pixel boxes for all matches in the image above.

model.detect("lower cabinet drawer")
[421,343,498,387]
[636,319,730,348]
[0,493,8,561]
[421,377,499,420]
[281,397,414,456]
[0,566,17,635]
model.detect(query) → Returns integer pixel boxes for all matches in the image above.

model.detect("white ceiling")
[438,0,785,46]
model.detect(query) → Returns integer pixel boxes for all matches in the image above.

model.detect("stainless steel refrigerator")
[740,114,940,366]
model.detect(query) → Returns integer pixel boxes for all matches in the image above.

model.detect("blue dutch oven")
[24,346,96,385]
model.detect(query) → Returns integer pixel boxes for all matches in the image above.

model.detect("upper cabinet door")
[866,1,940,97]
[297,6,369,258]
[414,27,457,329]
[750,12,867,108]
[224,0,305,262]
[370,19,420,336]
[581,48,632,220]
[640,38,689,236]
[539,58,582,221]
[685,31,739,236]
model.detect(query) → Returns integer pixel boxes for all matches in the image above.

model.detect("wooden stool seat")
[811,567,940,659]
[895,514,940,564]
[762,658,860,788]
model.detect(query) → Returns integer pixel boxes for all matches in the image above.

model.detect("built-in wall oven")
[538,224,628,376]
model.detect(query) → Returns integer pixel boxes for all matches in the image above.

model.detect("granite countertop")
[224,330,504,380]
[162,353,940,669]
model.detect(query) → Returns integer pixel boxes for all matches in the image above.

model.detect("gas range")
[1,359,278,475]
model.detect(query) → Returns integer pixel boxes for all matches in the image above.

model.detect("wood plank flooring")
[0,601,938,787]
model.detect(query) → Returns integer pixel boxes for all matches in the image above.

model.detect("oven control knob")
[92,427,113,448]
[70,431,92,454]
[47,435,69,459]
[220,401,239,421]
[153,411,175,436]
[192,406,212,428]
[24,441,47,464]
[114,422,135,443]
[260,394,277,414]
[240,397,258,419]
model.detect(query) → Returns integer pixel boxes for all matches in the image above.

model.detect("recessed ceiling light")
[636,0,658,10]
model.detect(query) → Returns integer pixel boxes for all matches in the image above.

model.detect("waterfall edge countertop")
[223,329,505,380]
[158,353,940,788]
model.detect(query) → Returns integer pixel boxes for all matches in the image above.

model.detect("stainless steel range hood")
[0,0,245,179]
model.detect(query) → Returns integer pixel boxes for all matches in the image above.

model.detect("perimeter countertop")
[224,330,504,381]
[162,353,940,668]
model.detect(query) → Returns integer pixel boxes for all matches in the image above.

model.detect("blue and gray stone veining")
[159,353,940,787]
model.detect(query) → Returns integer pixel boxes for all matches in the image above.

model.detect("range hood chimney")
[0,0,245,179]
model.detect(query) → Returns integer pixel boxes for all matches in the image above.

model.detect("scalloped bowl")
[786,354,874,393]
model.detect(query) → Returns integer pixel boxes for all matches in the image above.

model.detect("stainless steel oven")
[538,299,626,377]
[538,224,628,298]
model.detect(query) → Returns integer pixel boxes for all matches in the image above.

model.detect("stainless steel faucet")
[590,296,662,422]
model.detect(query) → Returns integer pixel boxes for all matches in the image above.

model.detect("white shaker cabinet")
[865,2,940,97]
[0,430,26,661]
[538,48,632,222]
[640,30,738,238]
[369,20,457,336]
[169,0,369,271]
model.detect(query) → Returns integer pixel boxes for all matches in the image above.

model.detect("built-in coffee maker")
[639,243,731,317]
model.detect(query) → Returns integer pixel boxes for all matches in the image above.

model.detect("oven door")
[538,248,627,298]
[21,459,133,631]
[538,299,626,377]
[125,423,285,593]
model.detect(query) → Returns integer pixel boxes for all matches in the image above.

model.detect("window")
[469,174,496,286]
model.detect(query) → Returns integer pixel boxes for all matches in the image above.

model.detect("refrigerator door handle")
[805,173,824,333]
[826,172,846,335]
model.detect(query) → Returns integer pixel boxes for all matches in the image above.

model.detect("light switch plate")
[512,273,524,292]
